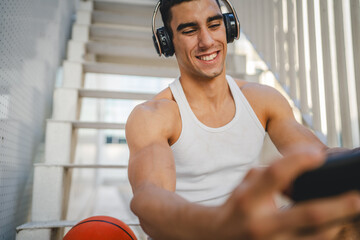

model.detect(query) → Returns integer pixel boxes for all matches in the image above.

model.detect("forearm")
[131,182,223,240]
[325,146,360,157]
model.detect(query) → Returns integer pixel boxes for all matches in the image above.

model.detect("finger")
[290,225,342,240]
[278,192,360,234]
[242,167,265,182]
[246,192,360,239]
[248,146,325,199]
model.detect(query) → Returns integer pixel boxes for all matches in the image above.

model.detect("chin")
[200,67,225,79]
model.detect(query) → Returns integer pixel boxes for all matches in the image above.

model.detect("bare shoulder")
[232,79,293,129]
[126,87,180,149]
[234,79,289,106]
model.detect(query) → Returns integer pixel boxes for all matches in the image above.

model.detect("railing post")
[276,0,288,88]
[269,0,277,72]
[307,0,324,136]
[334,0,360,147]
[287,0,299,104]
[295,0,311,118]
[319,0,341,147]
[350,0,360,136]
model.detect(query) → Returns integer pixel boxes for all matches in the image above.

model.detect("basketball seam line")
[72,220,135,240]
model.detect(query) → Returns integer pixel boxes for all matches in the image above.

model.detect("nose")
[198,28,215,49]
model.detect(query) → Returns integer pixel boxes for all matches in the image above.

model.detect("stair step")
[83,61,245,79]
[85,40,169,60]
[47,120,125,130]
[93,0,155,12]
[92,10,151,27]
[79,89,155,100]
[90,0,154,26]
[72,121,125,129]
[90,24,151,43]
[16,221,77,231]
[16,219,140,230]
[35,163,128,169]
[83,61,180,78]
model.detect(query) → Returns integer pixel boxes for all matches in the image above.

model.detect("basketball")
[63,216,137,240]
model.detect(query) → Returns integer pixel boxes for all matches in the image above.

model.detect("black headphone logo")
[152,0,241,57]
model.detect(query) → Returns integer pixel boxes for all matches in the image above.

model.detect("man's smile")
[196,51,220,62]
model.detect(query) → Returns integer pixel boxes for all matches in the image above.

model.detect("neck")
[179,72,230,109]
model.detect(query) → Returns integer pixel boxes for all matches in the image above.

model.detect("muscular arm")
[126,100,222,240]
[126,90,360,240]
[261,87,360,155]
[264,87,326,153]
[240,82,332,154]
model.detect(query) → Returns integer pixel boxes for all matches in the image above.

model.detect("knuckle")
[244,222,262,240]
[304,207,325,225]
[344,192,360,211]
[234,194,251,213]
[313,230,338,240]
[265,165,282,182]
[245,168,260,180]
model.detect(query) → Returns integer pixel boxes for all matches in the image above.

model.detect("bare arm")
[126,100,222,240]
[126,98,360,240]
[258,86,326,153]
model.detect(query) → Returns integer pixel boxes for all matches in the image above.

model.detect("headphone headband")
[152,0,240,57]
[221,0,240,40]
[152,1,162,56]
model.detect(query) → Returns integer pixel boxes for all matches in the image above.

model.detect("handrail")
[233,0,360,148]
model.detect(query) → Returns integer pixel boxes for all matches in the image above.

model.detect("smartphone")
[291,151,360,202]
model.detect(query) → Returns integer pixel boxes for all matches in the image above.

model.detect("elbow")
[130,190,144,217]
[130,184,152,222]
[130,192,156,238]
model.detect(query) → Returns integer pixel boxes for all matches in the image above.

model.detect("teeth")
[199,52,217,61]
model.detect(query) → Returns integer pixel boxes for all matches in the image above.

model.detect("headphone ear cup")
[152,34,161,55]
[223,13,238,43]
[155,27,175,57]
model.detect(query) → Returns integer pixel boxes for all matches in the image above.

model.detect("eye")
[209,23,221,28]
[182,29,196,35]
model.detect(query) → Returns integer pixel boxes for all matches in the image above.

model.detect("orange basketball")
[63,216,137,240]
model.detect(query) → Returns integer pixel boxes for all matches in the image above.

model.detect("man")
[125,0,360,239]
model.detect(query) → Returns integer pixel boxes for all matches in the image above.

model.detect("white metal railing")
[234,0,360,148]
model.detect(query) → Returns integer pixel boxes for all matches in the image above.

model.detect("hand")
[217,147,360,240]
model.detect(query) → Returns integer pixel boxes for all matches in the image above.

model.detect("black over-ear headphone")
[152,0,240,57]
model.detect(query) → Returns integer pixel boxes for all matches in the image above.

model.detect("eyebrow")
[176,14,223,32]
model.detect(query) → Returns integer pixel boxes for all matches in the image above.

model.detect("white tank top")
[169,76,265,206]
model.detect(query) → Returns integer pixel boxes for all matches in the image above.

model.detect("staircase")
[15,0,255,239]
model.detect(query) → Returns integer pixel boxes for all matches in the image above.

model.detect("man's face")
[169,0,227,80]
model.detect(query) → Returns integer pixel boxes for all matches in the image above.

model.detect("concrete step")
[86,40,160,60]
[93,0,155,12]
[53,88,153,122]
[83,60,180,78]
[90,24,151,43]
[71,121,125,129]
[30,163,133,223]
[44,120,125,165]
[91,10,150,27]
[83,60,245,78]
[90,0,154,26]
[35,163,129,169]
[79,89,155,100]
[16,219,140,240]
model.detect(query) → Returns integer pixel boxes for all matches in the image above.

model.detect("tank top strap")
[226,75,265,133]
[169,77,192,123]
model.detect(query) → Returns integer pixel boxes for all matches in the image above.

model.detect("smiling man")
[125,0,360,239]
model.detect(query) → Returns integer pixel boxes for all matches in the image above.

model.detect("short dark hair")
[159,0,221,39]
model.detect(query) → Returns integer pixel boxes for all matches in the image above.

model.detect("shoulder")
[233,79,282,97]
[231,79,293,129]
[126,87,180,145]
[233,79,290,108]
